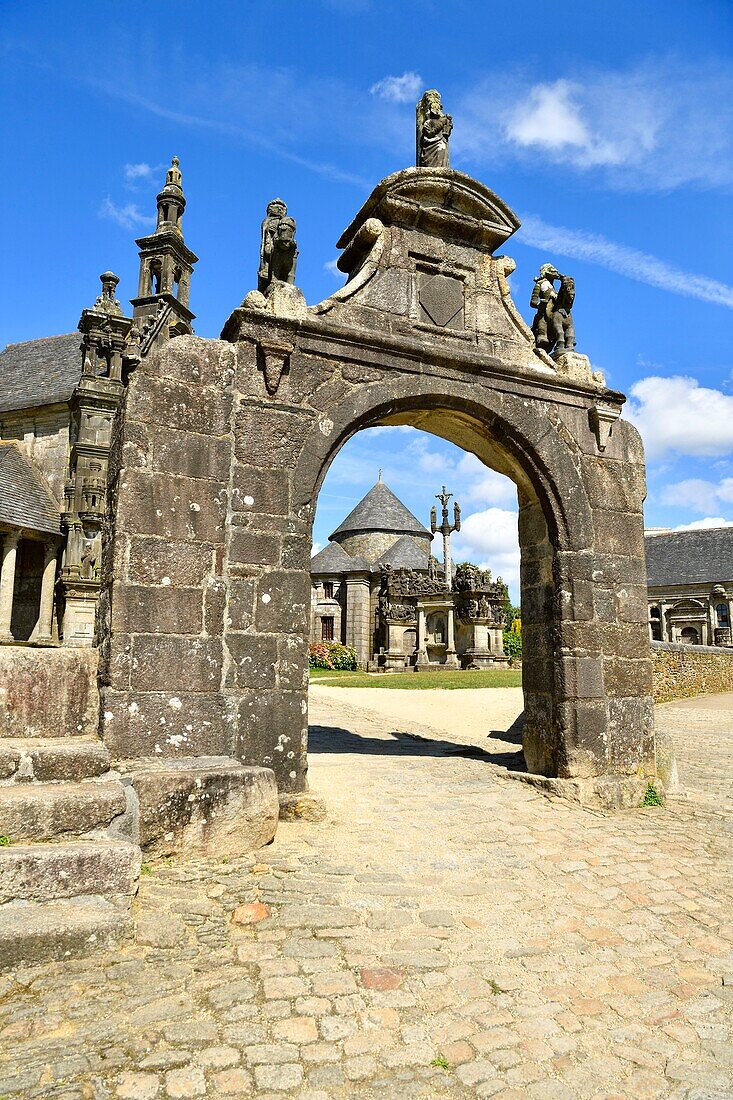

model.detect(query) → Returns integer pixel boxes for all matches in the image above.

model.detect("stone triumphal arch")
[99,165,673,810]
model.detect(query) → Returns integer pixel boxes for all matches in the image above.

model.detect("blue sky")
[2,0,733,600]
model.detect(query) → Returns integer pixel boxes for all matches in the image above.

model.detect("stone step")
[0,738,110,783]
[0,898,130,971]
[0,840,141,904]
[0,780,127,843]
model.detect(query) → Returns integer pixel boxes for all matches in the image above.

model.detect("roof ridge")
[3,332,78,351]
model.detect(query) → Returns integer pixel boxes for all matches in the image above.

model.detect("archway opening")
[305,397,563,779]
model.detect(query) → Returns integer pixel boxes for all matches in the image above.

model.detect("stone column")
[35,541,58,643]
[444,604,460,668]
[416,605,428,667]
[344,572,372,668]
[0,531,20,642]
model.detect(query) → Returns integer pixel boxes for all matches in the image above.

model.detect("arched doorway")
[100,163,667,808]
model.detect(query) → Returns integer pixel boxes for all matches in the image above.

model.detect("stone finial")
[155,157,186,232]
[166,156,182,188]
[530,264,576,358]
[94,271,122,315]
[416,89,452,168]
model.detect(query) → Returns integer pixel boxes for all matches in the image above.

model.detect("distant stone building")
[646,527,733,646]
[310,475,508,670]
[0,159,197,646]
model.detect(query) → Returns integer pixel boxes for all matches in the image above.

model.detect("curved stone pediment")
[336,167,520,262]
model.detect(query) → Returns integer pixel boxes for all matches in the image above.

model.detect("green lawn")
[308,667,522,689]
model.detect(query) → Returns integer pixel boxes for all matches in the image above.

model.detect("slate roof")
[375,534,429,571]
[0,442,61,534]
[310,541,370,574]
[330,479,430,541]
[645,527,733,587]
[0,333,82,414]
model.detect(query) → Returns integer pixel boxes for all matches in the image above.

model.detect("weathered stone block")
[603,657,653,697]
[232,691,307,791]
[233,404,311,469]
[593,510,645,555]
[0,840,140,904]
[154,335,236,389]
[0,780,127,842]
[227,578,256,631]
[556,700,608,778]
[127,537,216,587]
[582,457,646,512]
[126,758,278,857]
[557,656,605,699]
[131,375,232,437]
[203,577,227,636]
[255,572,310,634]
[130,637,223,693]
[225,635,278,691]
[117,470,227,542]
[229,529,281,567]
[607,696,655,771]
[111,585,203,636]
[231,465,290,516]
[0,648,99,739]
[151,428,232,482]
[102,690,231,759]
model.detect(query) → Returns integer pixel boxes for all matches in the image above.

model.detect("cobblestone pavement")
[1,690,732,1100]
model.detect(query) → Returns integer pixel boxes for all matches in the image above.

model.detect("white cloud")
[451,507,520,598]
[324,259,342,278]
[672,517,733,531]
[627,376,733,458]
[504,77,653,169]
[456,453,517,506]
[370,71,423,104]
[124,162,155,181]
[457,59,733,193]
[311,541,323,557]
[98,197,155,230]
[661,477,733,515]
[518,215,733,309]
[506,81,592,152]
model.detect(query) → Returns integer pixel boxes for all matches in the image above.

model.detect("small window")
[716,602,729,627]
[649,606,661,620]
[324,581,334,599]
[321,616,334,642]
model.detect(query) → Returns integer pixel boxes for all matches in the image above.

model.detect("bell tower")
[130,157,198,338]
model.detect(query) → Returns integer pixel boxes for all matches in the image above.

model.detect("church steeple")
[130,156,198,337]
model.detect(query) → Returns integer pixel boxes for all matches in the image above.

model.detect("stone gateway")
[99,161,673,808]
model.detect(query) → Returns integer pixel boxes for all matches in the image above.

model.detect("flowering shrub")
[308,641,358,670]
[502,629,522,660]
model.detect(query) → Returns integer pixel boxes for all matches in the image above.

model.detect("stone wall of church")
[0,405,70,505]
[652,641,733,703]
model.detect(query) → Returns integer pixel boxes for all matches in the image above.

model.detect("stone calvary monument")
[0,93,675,965]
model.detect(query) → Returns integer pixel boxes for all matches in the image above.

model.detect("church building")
[310,475,509,671]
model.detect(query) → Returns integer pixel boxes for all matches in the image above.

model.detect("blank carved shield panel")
[418,272,464,330]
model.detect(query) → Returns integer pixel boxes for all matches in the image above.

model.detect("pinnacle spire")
[155,156,186,233]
